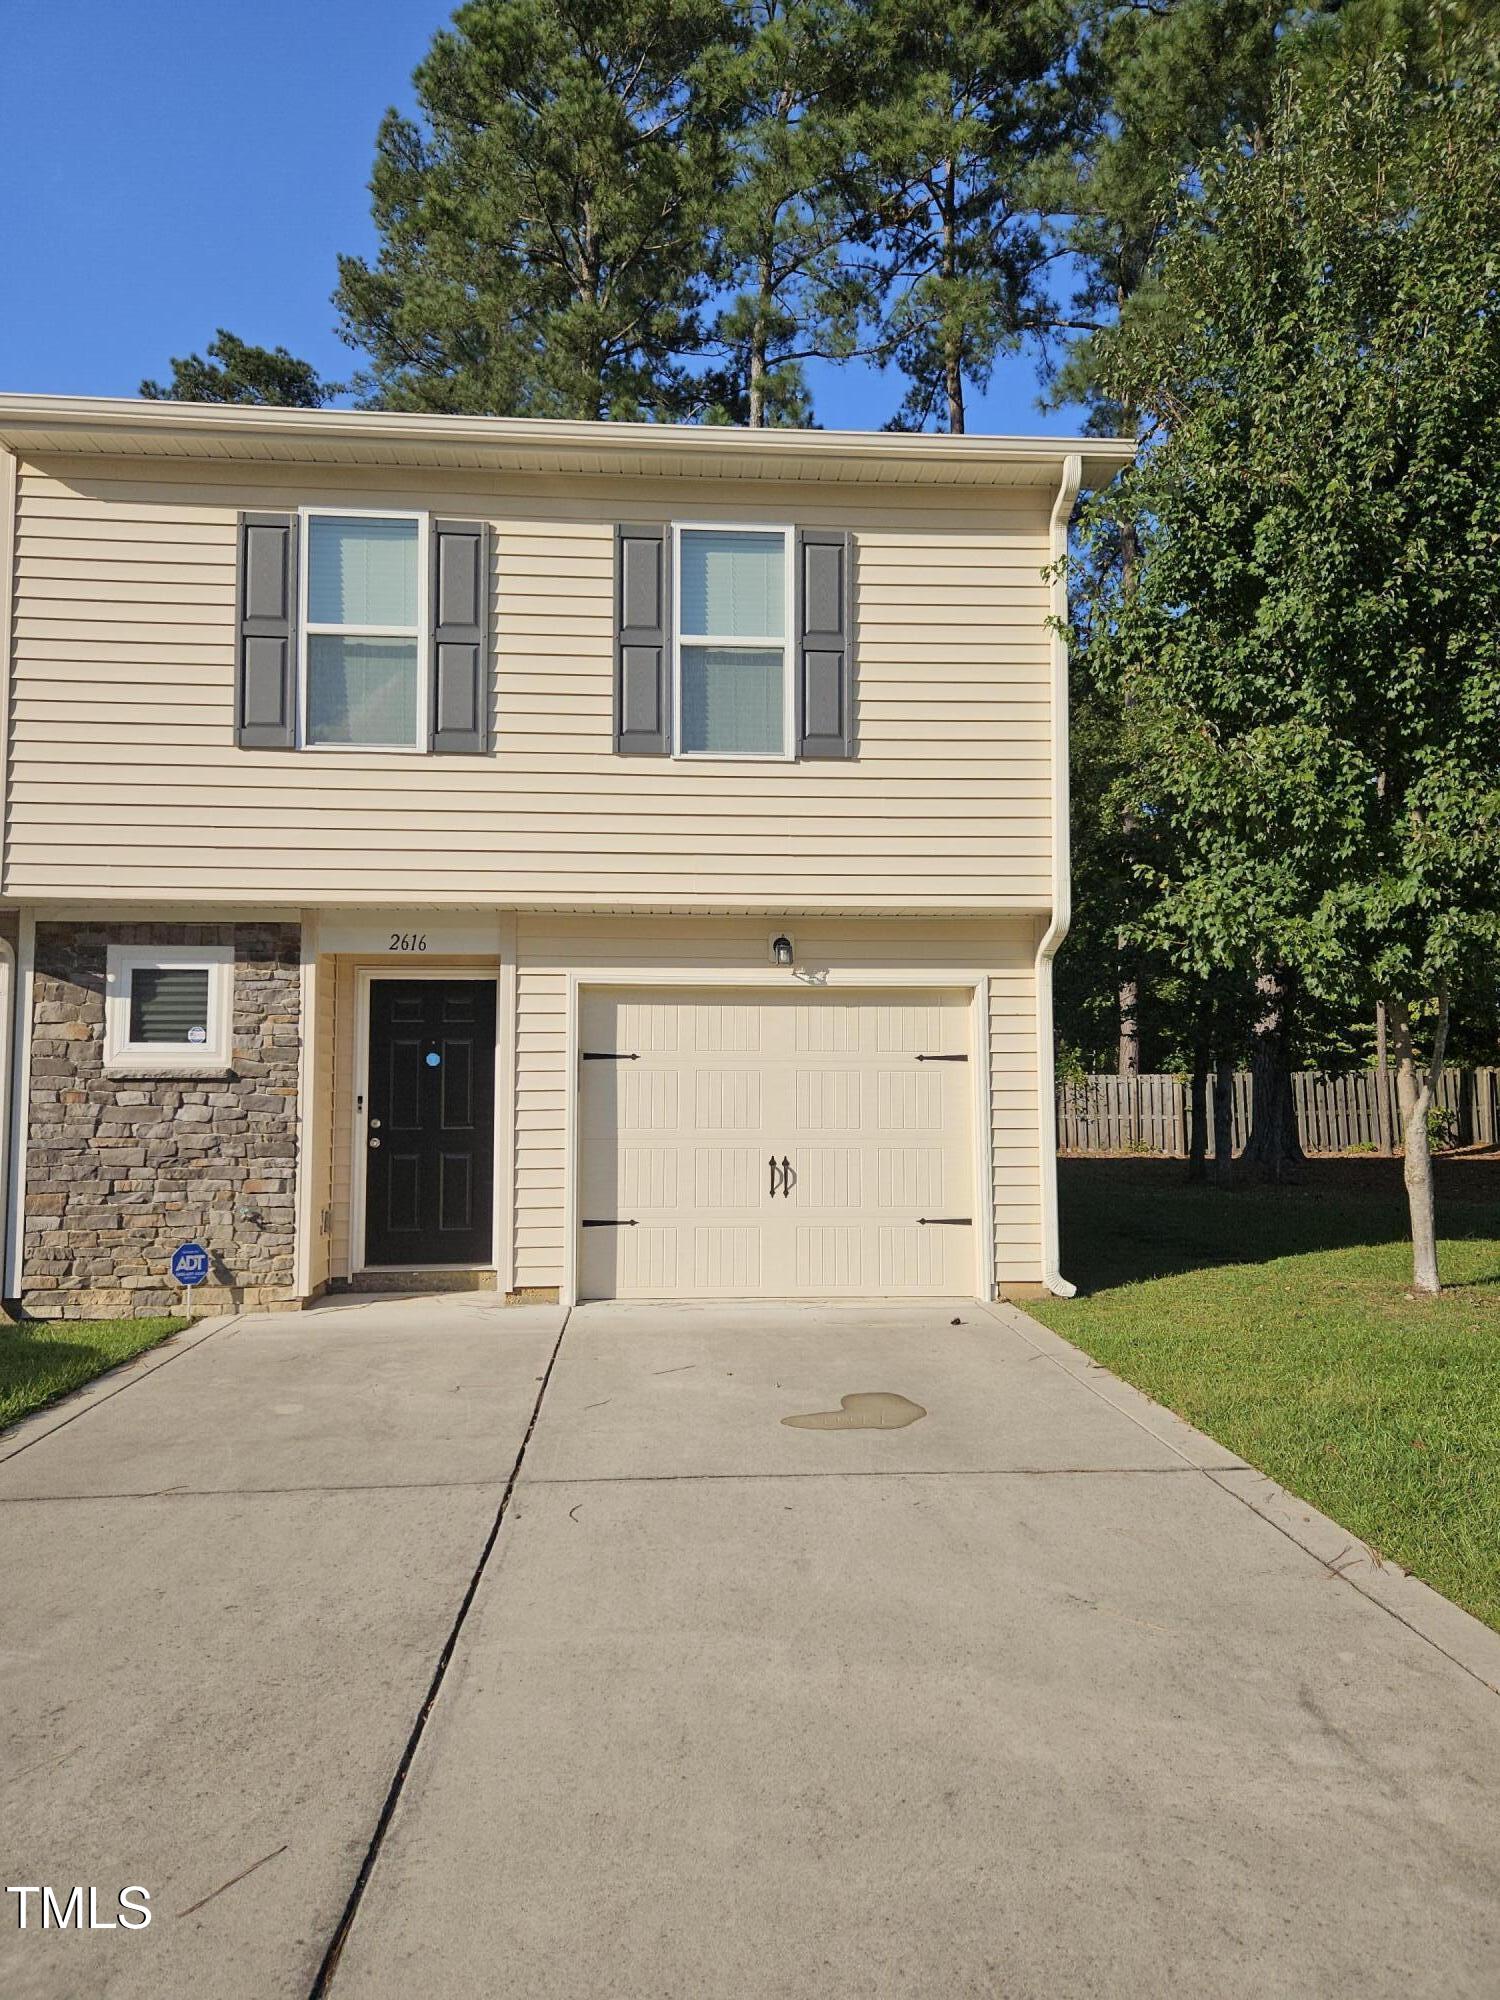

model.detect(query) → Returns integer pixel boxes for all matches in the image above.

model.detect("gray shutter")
[431,519,489,753]
[796,527,855,759]
[614,523,671,754]
[236,513,296,748]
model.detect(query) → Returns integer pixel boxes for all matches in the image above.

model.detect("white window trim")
[671,521,795,762]
[105,944,234,1074]
[298,506,431,754]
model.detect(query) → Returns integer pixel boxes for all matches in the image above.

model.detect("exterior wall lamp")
[770,934,795,968]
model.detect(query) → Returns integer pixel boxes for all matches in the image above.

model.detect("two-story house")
[0,397,1131,1318]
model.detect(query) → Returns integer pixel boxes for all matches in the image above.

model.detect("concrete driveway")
[2,1298,1498,1999]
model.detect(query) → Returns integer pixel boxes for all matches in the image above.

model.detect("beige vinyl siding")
[311,917,1039,1290]
[7,461,1054,909]
[510,914,1041,1294]
[990,925,1044,1272]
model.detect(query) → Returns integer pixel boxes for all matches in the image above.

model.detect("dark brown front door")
[364,979,496,1268]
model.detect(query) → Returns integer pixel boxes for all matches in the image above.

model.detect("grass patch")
[0,1317,187,1431]
[1029,1159,1500,1631]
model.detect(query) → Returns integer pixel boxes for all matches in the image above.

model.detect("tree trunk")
[1186,1039,1209,1184]
[1374,998,1394,1155]
[945,350,965,435]
[747,253,772,428]
[1240,967,1306,1181]
[1212,1059,1236,1189]
[1117,514,1142,1072]
[940,164,964,434]
[1388,992,1450,1295]
[1117,973,1140,1076]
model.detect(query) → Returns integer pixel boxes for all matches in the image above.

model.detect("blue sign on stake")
[170,1241,211,1288]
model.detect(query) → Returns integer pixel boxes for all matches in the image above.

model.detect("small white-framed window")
[300,508,428,750]
[105,945,234,1072]
[673,524,793,759]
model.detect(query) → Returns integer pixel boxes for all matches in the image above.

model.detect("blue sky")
[2,0,1084,437]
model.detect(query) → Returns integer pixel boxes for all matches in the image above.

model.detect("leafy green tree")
[855,0,1078,433]
[140,331,333,406]
[334,0,727,418]
[1050,0,1496,1101]
[1042,2,1311,1081]
[1068,42,1500,1288]
[697,0,877,427]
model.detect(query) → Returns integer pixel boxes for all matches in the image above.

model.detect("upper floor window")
[302,511,426,749]
[674,527,792,759]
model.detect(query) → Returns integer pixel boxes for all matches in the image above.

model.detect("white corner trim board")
[1036,452,1083,1299]
[0,448,15,881]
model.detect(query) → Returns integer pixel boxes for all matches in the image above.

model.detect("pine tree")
[140,331,332,406]
[334,0,728,418]
[697,0,877,427]
[855,0,1077,434]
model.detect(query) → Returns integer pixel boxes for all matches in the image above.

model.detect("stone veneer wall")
[21,922,300,1318]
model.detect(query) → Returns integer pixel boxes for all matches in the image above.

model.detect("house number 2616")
[389,933,428,952]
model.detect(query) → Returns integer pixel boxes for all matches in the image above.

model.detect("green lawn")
[1028,1158,1500,1630]
[0,1318,187,1431]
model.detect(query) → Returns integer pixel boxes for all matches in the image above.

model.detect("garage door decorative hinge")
[918,1217,972,1226]
[915,1053,967,1062]
[583,1051,640,1060]
[582,1218,638,1227]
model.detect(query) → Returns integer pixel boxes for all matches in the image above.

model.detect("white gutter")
[1036,453,1083,1298]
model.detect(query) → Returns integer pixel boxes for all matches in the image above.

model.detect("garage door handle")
[918,1217,972,1225]
[769,1156,782,1198]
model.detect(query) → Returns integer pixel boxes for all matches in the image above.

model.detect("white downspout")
[1036,453,1083,1297]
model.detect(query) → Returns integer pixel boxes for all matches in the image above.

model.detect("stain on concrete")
[781,1392,927,1432]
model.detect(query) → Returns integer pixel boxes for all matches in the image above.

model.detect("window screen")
[304,515,421,747]
[677,529,788,756]
[128,966,211,1045]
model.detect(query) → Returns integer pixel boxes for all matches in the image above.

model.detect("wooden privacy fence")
[1056,1069,1500,1157]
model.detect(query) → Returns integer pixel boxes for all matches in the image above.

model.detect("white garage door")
[578,989,977,1300]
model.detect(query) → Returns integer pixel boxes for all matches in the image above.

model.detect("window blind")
[128,967,211,1045]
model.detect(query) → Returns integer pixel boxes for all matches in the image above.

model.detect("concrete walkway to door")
[2,1296,1498,1999]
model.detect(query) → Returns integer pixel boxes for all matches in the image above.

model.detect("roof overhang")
[0,394,1135,492]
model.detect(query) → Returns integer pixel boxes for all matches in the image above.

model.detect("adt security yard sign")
[170,1242,211,1288]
